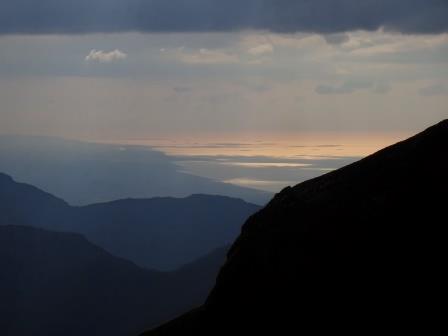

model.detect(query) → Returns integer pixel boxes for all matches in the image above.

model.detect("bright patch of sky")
[0,31,446,143]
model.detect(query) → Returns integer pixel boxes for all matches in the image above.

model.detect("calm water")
[99,132,409,192]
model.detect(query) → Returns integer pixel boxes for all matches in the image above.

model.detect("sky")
[0,1,447,139]
[0,1,447,191]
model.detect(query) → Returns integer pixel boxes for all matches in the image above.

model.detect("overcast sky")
[0,1,447,140]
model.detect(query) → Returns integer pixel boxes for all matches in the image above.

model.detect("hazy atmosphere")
[1,30,446,139]
[1,1,447,140]
[1,2,447,336]
[1,1,447,194]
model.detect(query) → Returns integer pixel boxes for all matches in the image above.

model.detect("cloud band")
[0,0,447,35]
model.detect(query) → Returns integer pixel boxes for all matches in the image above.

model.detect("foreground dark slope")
[0,176,259,269]
[0,226,228,336]
[143,120,448,335]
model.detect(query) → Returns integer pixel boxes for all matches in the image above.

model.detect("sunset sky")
[0,1,447,191]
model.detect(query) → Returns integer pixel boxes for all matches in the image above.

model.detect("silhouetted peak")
[392,118,448,146]
[278,119,448,201]
[142,120,448,335]
[0,172,13,183]
[432,118,448,129]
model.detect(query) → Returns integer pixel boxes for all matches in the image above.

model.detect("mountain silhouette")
[0,225,228,336]
[142,120,448,335]
[0,173,70,228]
[71,195,259,270]
[0,135,271,205]
[0,174,259,270]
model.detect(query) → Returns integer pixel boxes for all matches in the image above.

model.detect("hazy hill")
[143,120,448,335]
[0,225,228,336]
[0,174,259,270]
[72,195,259,270]
[0,135,271,205]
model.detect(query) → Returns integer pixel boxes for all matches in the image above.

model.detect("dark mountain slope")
[143,120,448,335]
[0,175,259,269]
[0,173,70,228]
[0,226,228,336]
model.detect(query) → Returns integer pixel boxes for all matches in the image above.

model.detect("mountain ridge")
[0,135,271,205]
[142,119,448,335]
[0,174,260,270]
[0,225,228,336]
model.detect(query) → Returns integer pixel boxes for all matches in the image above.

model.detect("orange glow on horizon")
[96,131,412,159]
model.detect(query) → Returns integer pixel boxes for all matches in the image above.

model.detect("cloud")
[373,82,391,94]
[85,49,127,63]
[0,1,447,35]
[315,80,390,95]
[174,48,240,65]
[247,43,274,56]
[419,83,448,96]
[323,33,350,45]
[172,86,192,93]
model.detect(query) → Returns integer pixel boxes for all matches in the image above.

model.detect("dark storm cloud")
[0,0,447,35]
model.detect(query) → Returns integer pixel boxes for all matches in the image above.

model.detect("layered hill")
[0,174,259,270]
[143,120,448,334]
[0,225,228,336]
[0,135,271,205]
